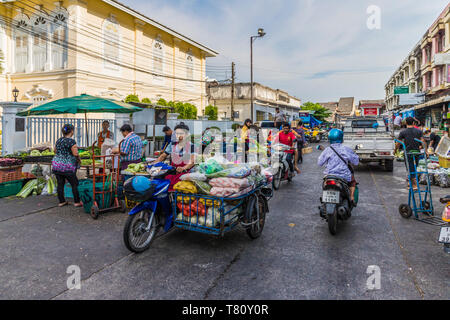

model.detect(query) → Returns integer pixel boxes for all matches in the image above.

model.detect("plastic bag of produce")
[209,177,250,189]
[435,172,450,188]
[419,173,428,185]
[206,165,251,179]
[210,187,241,197]
[180,172,207,182]
[199,159,224,175]
[192,180,212,195]
[173,181,198,194]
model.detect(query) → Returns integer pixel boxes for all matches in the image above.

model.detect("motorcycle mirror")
[316,145,325,151]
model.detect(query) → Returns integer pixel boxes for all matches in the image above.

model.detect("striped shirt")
[121,132,143,161]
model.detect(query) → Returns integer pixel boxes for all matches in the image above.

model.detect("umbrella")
[17,94,142,145]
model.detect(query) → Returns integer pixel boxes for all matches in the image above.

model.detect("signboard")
[154,109,168,125]
[398,93,425,106]
[434,53,450,65]
[394,86,409,95]
[362,108,378,116]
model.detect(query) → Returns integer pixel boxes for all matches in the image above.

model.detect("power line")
[13,0,230,73]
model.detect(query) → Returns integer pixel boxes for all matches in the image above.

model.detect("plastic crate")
[0,179,24,198]
[0,166,23,183]
[64,179,113,213]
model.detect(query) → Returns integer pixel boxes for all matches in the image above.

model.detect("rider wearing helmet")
[318,128,359,204]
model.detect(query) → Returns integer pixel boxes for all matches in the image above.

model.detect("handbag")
[329,145,354,174]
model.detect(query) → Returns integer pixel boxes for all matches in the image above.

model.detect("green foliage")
[141,98,152,104]
[231,123,241,131]
[205,105,218,120]
[184,103,197,120]
[301,102,332,121]
[157,98,168,106]
[125,94,140,103]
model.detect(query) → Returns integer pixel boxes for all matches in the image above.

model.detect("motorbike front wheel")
[272,168,282,190]
[123,210,160,253]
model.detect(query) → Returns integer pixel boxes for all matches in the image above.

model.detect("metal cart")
[89,141,126,219]
[396,138,446,226]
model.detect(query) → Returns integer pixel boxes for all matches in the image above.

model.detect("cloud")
[124,0,450,102]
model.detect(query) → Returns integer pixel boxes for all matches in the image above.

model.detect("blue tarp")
[300,114,322,127]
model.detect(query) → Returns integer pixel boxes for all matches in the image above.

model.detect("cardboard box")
[302,147,313,155]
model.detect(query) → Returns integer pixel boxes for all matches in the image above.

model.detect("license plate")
[322,190,340,204]
[438,227,450,244]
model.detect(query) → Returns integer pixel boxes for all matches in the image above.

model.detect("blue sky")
[124,0,449,103]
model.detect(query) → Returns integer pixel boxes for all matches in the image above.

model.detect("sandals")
[74,202,83,207]
[58,202,69,207]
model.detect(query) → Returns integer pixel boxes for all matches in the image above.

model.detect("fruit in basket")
[30,150,41,157]
[173,181,197,194]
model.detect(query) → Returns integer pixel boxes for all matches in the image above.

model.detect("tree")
[141,98,151,104]
[183,103,197,119]
[205,105,218,120]
[125,94,139,103]
[157,98,168,106]
[301,102,332,121]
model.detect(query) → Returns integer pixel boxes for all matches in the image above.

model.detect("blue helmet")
[131,176,152,193]
[328,129,344,144]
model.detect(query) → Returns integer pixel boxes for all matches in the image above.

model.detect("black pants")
[55,172,80,204]
[297,142,304,163]
[286,153,294,172]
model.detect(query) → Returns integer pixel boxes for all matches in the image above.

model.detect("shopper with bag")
[51,124,82,208]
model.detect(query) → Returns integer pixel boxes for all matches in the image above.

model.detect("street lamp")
[12,87,19,102]
[250,28,266,122]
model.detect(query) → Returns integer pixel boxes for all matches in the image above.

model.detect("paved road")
[0,148,449,300]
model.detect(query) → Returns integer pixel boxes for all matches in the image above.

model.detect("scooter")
[123,163,177,253]
[438,196,450,253]
[271,143,295,190]
[317,145,358,235]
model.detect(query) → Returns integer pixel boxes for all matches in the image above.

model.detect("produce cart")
[173,183,272,238]
[89,141,126,219]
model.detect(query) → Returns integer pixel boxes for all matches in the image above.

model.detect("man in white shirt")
[394,113,403,130]
[274,108,286,129]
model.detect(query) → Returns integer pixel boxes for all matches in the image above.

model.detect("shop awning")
[415,95,450,110]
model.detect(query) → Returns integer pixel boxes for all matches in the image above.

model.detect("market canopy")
[16,94,141,116]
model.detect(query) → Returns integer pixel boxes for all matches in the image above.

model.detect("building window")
[51,11,68,69]
[32,16,48,72]
[153,37,164,81]
[14,17,29,73]
[103,17,120,70]
[186,50,194,80]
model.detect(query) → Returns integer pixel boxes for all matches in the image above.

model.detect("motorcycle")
[317,145,358,235]
[123,163,177,253]
[438,196,450,253]
[271,143,295,190]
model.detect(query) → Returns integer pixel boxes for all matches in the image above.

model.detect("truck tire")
[384,159,394,172]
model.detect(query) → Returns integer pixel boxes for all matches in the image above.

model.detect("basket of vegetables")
[0,160,24,183]
[23,149,55,163]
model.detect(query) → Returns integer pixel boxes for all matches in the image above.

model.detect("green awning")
[17,94,141,116]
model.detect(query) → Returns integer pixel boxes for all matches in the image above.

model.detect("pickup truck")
[342,117,395,171]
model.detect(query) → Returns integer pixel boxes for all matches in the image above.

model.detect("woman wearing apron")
[153,122,196,191]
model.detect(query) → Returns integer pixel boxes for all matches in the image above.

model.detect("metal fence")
[0,116,3,154]
[26,117,116,148]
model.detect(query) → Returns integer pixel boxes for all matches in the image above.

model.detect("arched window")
[0,17,6,74]
[153,36,164,81]
[13,14,30,73]
[103,16,120,70]
[32,15,48,72]
[186,50,194,81]
[51,10,68,69]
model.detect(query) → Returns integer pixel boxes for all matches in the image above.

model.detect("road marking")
[369,170,425,299]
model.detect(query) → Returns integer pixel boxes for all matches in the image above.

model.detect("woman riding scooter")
[153,122,195,191]
[317,129,359,205]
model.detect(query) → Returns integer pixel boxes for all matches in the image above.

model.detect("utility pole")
[231,62,235,121]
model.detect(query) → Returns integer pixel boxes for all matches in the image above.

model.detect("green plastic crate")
[0,179,24,198]
[64,179,113,213]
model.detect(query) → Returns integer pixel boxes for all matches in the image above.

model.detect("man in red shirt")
[274,122,301,174]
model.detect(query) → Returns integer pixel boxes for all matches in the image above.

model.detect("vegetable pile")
[0,158,23,167]
[124,163,147,174]
[16,176,57,198]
